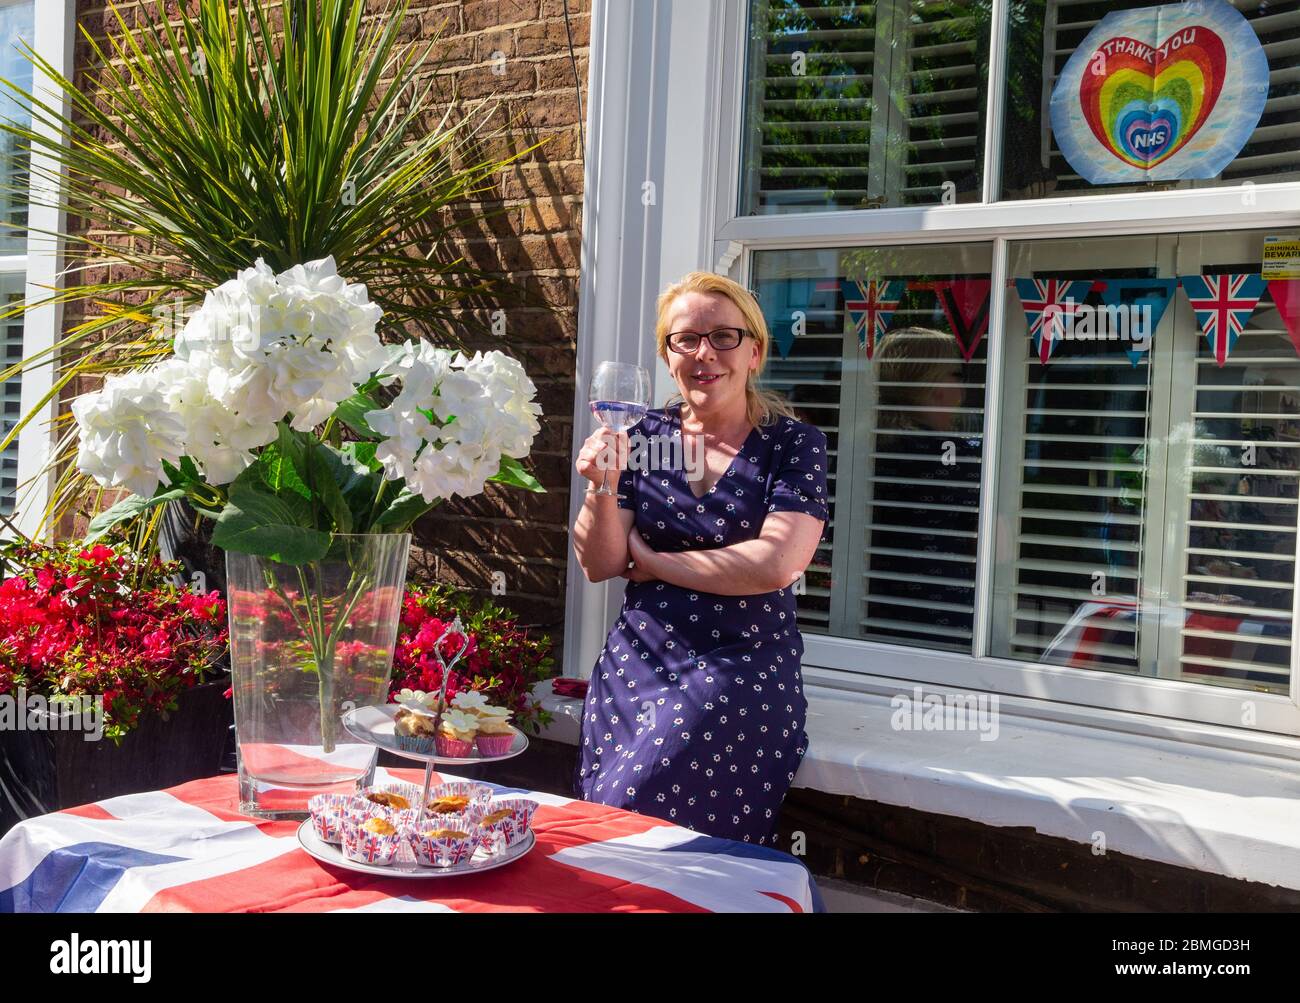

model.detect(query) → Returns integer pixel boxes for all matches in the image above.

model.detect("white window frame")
[568,0,1300,745]
[7,0,74,538]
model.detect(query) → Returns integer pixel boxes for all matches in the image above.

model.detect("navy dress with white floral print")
[574,403,830,845]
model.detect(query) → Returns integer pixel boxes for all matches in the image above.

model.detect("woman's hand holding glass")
[586,361,650,496]
[576,427,629,493]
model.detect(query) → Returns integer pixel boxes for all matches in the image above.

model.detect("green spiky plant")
[0,0,546,542]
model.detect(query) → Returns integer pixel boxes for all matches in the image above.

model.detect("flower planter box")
[0,679,232,836]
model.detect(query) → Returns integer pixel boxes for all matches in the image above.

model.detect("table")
[0,766,825,913]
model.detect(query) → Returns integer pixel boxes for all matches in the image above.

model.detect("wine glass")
[587,361,651,497]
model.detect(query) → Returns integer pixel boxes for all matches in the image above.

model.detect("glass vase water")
[226,533,412,818]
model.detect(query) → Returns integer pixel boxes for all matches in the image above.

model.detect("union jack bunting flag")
[1179,273,1268,367]
[1097,278,1177,367]
[1013,277,1093,364]
[841,278,905,358]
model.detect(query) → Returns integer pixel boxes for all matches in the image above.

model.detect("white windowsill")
[534,678,586,746]
[532,678,1300,891]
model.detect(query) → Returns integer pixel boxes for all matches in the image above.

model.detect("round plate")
[296,819,535,878]
[341,704,529,765]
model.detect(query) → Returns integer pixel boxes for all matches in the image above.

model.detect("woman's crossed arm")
[625,511,824,596]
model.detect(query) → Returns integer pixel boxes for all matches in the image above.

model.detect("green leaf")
[310,440,375,494]
[160,459,183,487]
[332,387,383,439]
[370,487,436,534]
[304,440,384,533]
[341,440,380,473]
[84,488,187,544]
[259,423,312,500]
[159,454,207,492]
[346,477,384,532]
[227,458,313,526]
[489,455,545,493]
[306,442,353,535]
[211,483,331,565]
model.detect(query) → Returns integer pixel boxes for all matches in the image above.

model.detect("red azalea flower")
[77,544,117,566]
[0,541,228,739]
[387,586,553,734]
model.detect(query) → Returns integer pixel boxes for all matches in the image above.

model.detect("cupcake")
[475,703,513,724]
[424,781,493,820]
[393,706,438,754]
[427,793,471,815]
[477,797,538,853]
[435,708,479,758]
[410,825,480,868]
[474,711,516,757]
[361,816,398,836]
[307,793,355,844]
[356,782,424,816]
[341,808,405,866]
[479,807,514,826]
[362,790,411,811]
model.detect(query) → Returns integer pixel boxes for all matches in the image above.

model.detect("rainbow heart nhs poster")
[1049,0,1269,184]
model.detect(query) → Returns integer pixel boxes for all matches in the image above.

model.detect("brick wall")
[68,0,589,661]
[390,0,588,662]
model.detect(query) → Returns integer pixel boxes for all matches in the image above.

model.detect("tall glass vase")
[227,533,411,818]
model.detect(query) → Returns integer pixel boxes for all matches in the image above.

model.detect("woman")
[570,271,829,845]
[868,327,981,648]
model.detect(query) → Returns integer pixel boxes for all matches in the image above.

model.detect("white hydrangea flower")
[75,256,387,496]
[365,344,543,504]
[161,359,276,485]
[422,439,499,499]
[72,256,542,512]
[172,255,385,434]
[458,350,543,458]
[71,366,188,498]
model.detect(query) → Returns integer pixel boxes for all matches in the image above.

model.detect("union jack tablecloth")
[1043,599,1289,685]
[0,767,825,913]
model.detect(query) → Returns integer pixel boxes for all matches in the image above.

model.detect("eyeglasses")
[666,327,751,354]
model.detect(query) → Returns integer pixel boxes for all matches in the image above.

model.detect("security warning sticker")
[1262,237,1300,280]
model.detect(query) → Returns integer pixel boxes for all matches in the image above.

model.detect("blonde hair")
[875,327,965,430]
[655,271,799,427]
